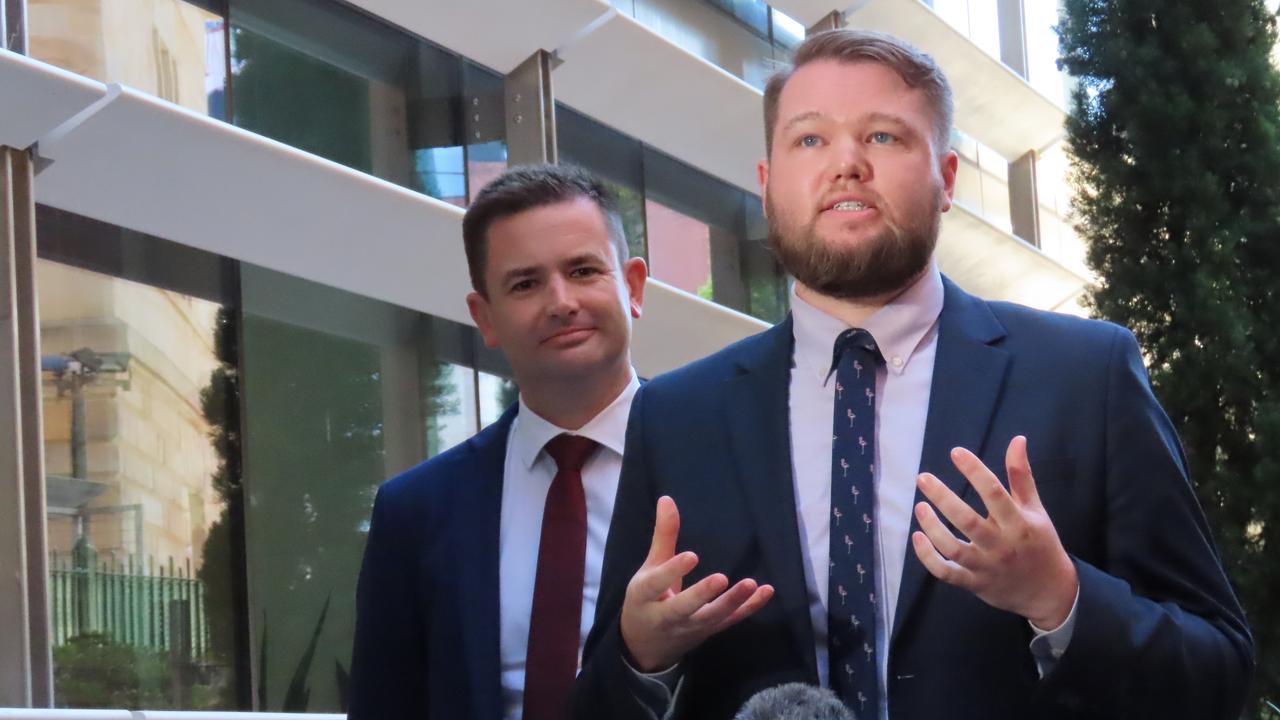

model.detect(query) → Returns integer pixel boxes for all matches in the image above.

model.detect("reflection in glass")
[27,0,228,118]
[35,206,243,709]
[239,265,478,713]
[557,105,648,260]
[644,148,789,323]
[479,371,519,428]
[227,0,503,204]
[463,62,510,204]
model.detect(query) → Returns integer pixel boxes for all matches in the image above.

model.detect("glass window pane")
[643,147,788,322]
[238,264,479,713]
[28,0,228,118]
[463,62,509,205]
[557,106,648,259]
[227,0,502,204]
[36,206,246,710]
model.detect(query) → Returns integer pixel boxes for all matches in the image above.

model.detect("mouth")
[830,200,870,212]
[542,326,596,346]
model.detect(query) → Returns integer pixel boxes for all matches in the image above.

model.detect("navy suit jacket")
[575,279,1252,720]
[348,407,516,720]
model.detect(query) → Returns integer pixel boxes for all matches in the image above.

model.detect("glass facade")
[33,204,514,712]
[559,105,789,323]
[227,0,507,205]
[37,206,245,710]
[612,0,800,90]
[27,0,228,119]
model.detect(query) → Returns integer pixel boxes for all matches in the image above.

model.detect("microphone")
[734,683,856,720]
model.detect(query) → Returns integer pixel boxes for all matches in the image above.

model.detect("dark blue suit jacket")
[348,407,516,720]
[576,279,1252,719]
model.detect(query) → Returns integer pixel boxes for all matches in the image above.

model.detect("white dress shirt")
[789,266,1074,720]
[498,371,640,720]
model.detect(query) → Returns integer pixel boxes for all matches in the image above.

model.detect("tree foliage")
[1058,1,1280,712]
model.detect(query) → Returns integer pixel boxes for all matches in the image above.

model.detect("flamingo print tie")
[828,328,883,716]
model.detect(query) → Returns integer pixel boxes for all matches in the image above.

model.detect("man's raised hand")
[619,496,775,673]
[910,436,1078,630]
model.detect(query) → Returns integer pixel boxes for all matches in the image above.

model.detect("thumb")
[645,496,680,566]
[1006,435,1040,507]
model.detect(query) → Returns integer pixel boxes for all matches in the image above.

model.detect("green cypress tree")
[1058,1,1280,713]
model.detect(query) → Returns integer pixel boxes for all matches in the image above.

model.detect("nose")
[545,275,580,318]
[831,137,871,183]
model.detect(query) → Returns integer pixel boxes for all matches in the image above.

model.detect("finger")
[710,584,775,634]
[645,496,680,566]
[688,578,760,627]
[913,501,971,565]
[949,448,1021,529]
[664,573,730,618]
[911,530,973,589]
[916,472,995,546]
[1005,436,1041,507]
[635,551,698,600]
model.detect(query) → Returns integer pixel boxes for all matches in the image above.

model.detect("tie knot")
[831,328,884,371]
[545,434,598,473]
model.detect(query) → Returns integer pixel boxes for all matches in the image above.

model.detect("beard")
[766,189,940,300]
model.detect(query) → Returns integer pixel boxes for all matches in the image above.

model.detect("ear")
[938,149,959,213]
[622,257,648,319]
[466,291,501,349]
[757,158,770,215]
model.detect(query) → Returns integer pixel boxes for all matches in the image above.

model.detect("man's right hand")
[620,496,775,673]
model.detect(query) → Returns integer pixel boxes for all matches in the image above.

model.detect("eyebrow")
[499,266,539,287]
[781,110,920,137]
[498,252,610,286]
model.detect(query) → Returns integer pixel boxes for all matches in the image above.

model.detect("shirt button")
[891,356,904,368]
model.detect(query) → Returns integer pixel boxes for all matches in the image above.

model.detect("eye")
[869,131,897,145]
[571,266,601,279]
[798,134,822,148]
[510,279,536,293]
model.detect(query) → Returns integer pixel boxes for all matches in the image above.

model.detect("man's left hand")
[910,435,1078,629]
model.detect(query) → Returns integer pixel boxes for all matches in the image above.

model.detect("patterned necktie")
[523,433,598,720]
[827,328,884,716]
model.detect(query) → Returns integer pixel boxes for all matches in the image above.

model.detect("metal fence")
[48,552,209,661]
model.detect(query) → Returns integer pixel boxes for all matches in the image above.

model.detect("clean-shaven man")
[575,30,1252,720]
[349,164,647,720]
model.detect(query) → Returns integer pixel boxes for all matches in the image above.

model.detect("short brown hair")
[462,163,628,296]
[763,30,954,156]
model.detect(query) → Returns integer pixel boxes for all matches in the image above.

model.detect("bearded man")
[572,29,1252,720]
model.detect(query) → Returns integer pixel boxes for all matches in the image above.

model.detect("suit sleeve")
[1037,327,1254,718]
[573,387,673,720]
[348,484,429,719]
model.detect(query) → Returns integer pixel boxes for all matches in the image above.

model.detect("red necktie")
[522,433,598,720]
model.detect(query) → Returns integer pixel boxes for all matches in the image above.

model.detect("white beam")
[344,0,612,74]
[555,11,765,195]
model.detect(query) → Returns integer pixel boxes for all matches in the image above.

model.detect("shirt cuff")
[1027,586,1080,677]
[623,655,682,718]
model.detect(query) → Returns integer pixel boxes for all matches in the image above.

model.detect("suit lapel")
[891,280,1009,644]
[452,405,516,720]
[724,316,820,683]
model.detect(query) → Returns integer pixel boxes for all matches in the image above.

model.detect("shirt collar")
[791,264,944,382]
[511,369,640,471]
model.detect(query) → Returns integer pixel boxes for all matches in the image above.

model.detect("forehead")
[484,197,614,269]
[777,59,931,127]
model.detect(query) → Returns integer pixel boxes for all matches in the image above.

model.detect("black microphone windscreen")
[733,682,856,720]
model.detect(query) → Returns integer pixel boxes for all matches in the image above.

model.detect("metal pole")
[2,0,27,55]
[12,145,52,708]
[0,146,33,708]
[504,50,558,166]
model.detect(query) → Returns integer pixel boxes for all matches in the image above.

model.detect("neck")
[794,268,925,328]
[518,358,633,430]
